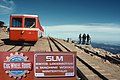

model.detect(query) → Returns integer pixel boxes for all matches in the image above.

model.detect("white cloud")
[0,0,15,14]
[0,5,12,10]
[43,23,120,42]
[44,24,120,33]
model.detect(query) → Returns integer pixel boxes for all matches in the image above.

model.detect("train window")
[25,18,36,28]
[12,18,22,27]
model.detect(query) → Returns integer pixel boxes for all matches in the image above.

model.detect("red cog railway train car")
[9,14,44,42]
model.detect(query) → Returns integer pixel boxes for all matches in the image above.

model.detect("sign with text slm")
[0,52,76,80]
[34,52,76,77]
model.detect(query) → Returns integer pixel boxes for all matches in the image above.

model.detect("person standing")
[82,33,86,44]
[86,34,91,45]
[79,34,82,44]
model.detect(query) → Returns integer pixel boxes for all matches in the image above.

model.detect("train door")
[24,18,38,41]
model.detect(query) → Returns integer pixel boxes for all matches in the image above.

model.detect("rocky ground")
[67,38,120,59]
[81,45,120,58]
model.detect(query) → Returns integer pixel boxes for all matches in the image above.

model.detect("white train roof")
[11,14,38,17]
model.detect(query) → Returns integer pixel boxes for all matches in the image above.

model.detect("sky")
[0,0,120,43]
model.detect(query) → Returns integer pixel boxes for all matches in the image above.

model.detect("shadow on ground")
[1,38,36,46]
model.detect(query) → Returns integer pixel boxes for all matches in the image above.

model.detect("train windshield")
[25,18,36,28]
[12,18,22,27]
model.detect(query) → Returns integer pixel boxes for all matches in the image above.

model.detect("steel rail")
[28,46,31,52]
[47,37,53,52]
[7,46,16,52]
[17,44,24,52]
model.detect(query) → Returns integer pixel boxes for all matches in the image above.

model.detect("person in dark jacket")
[86,34,91,45]
[82,33,86,44]
[79,34,82,44]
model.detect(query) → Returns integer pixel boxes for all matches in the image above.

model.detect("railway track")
[48,37,110,80]
[0,41,32,52]
[48,37,86,79]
